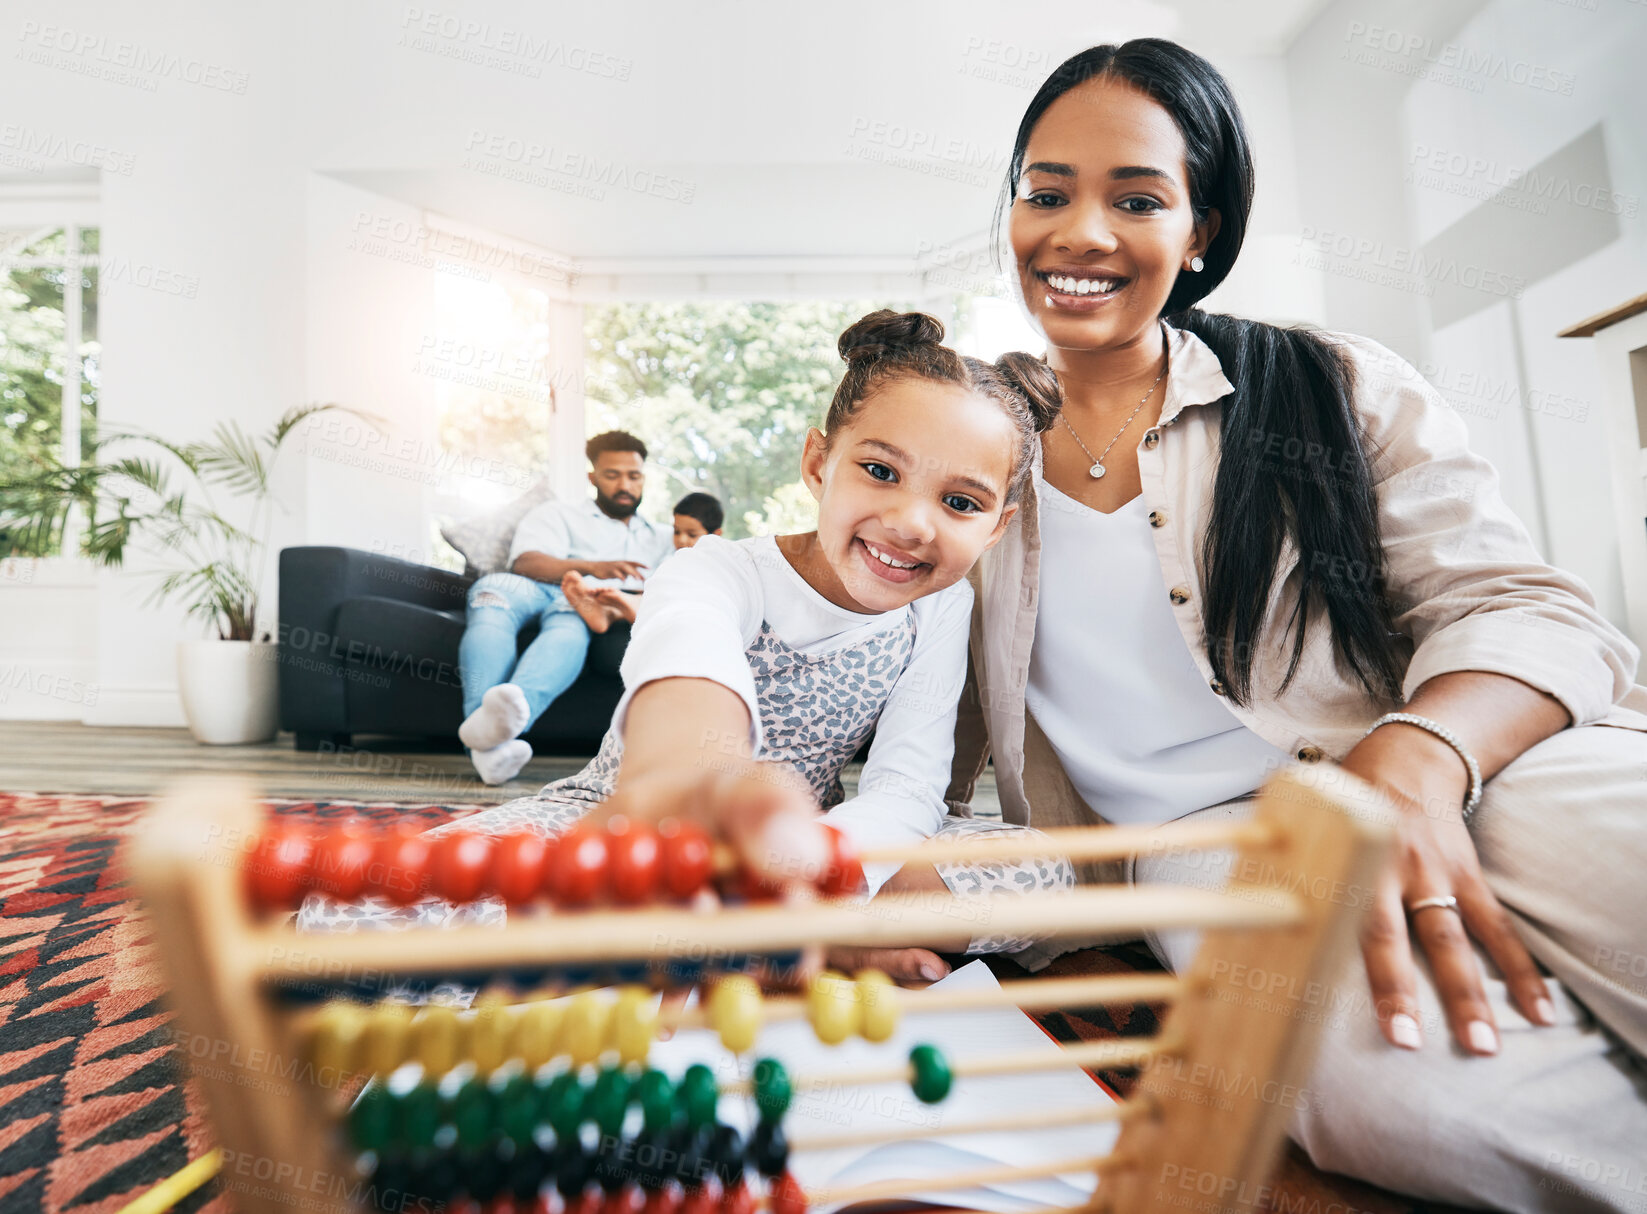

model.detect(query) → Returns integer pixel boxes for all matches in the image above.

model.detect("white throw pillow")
[440,480,556,575]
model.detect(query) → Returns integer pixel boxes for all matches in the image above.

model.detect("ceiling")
[312,0,1335,264]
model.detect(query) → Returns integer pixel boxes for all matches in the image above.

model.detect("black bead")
[716,952,754,976]
[510,1143,550,1201]
[595,1131,633,1192]
[661,957,705,987]
[668,1124,708,1191]
[461,1144,507,1203]
[630,1127,674,1191]
[612,960,651,984]
[707,1123,745,1189]
[749,1119,789,1178]
[505,965,559,991]
[369,1152,412,1213]
[405,1148,462,1206]
[554,1135,593,1199]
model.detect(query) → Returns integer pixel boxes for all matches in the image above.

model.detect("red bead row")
[243,817,862,912]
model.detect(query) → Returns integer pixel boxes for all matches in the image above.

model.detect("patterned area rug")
[0,793,1436,1214]
[0,794,459,1214]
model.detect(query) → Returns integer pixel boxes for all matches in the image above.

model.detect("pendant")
[1089,462,1106,479]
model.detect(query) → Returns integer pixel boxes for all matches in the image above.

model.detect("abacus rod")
[786,1097,1146,1152]
[290,972,1184,1048]
[856,820,1279,867]
[795,1151,1131,1208]
[722,1032,1179,1097]
[664,972,1186,1032]
[706,820,1277,876]
[254,886,1303,978]
[289,972,1186,1079]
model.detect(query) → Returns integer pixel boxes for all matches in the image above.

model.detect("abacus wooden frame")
[124,765,1392,1214]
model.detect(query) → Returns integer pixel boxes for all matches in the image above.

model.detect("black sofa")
[277,547,625,753]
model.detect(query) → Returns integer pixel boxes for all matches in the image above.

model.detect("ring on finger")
[1406,894,1460,915]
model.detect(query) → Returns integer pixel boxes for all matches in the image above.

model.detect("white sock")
[470,738,533,786]
[458,683,531,751]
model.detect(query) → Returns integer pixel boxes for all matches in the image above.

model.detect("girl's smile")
[853,535,929,585]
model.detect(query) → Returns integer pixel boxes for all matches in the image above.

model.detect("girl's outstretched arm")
[598,677,831,906]
[590,536,833,893]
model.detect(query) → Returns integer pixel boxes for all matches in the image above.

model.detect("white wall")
[301,176,440,564]
[2,5,309,724]
[1285,0,1646,642]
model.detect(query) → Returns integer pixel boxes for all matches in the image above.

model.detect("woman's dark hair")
[826,309,1059,506]
[673,491,724,533]
[996,39,1404,706]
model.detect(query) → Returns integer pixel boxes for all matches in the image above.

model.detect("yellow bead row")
[308,968,906,1074]
[806,969,899,1045]
[307,986,660,1078]
[700,969,902,1053]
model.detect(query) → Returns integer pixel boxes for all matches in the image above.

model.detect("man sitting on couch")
[457,430,674,784]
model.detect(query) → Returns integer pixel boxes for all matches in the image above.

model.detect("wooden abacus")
[125,765,1393,1214]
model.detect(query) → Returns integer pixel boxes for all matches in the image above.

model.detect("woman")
[847,40,1647,1213]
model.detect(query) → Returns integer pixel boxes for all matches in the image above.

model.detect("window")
[582,300,907,537]
[0,224,99,556]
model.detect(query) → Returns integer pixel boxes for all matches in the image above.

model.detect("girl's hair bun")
[823,308,1052,508]
[993,351,1062,432]
[838,309,946,364]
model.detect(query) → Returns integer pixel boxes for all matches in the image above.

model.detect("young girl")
[299,310,1074,974]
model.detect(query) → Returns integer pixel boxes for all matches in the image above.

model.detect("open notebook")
[648,961,1120,1213]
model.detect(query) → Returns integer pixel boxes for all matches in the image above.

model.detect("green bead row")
[348,1047,946,1154]
[349,1060,719,1153]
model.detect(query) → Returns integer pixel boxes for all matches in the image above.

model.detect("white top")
[615,534,974,895]
[1024,476,1292,825]
[509,498,675,590]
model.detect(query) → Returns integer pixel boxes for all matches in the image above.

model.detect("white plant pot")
[177,639,280,745]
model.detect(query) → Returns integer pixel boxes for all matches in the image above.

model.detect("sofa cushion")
[329,595,624,749]
[332,596,465,688]
[440,479,556,575]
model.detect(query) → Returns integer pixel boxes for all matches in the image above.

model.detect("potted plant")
[0,404,374,744]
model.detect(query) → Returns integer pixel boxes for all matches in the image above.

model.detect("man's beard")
[595,489,640,519]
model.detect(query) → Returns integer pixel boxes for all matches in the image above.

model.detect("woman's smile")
[1035,265,1131,310]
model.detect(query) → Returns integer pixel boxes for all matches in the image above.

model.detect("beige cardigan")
[947,322,1647,829]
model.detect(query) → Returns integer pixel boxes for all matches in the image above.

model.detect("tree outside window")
[0,225,99,556]
[582,300,914,539]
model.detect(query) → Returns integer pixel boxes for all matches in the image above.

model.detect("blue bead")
[662,958,705,986]
[716,952,753,976]
[505,966,558,991]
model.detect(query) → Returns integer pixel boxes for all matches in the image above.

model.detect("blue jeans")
[458,572,590,731]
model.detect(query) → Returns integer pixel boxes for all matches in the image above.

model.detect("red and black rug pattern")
[0,794,460,1214]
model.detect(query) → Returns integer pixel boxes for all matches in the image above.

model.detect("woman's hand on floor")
[825,946,950,986]
[1341,728,1556,1057]
[824,864,954,986]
